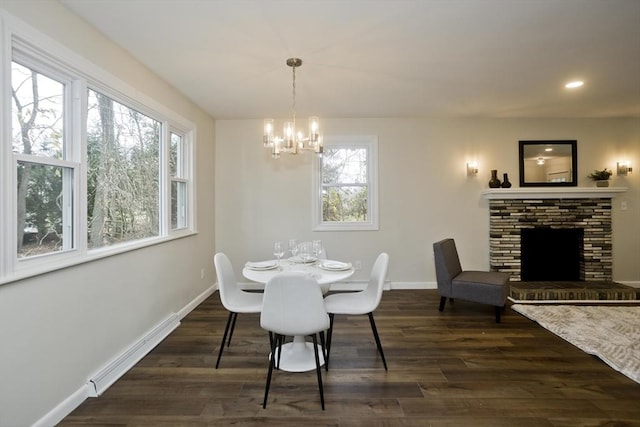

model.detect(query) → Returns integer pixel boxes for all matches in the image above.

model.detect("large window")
[86,89,160,248]
[1,33,195,284]
[313,135,378,231]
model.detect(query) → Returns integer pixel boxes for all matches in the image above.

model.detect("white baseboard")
[618,281,640,288]
[33,286,215,427]
[32,384,92,427]
[177,284,216,319]
[238,280,434,291]
[88,313,180,396]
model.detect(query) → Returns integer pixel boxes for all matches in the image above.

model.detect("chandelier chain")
[291,64,296,128]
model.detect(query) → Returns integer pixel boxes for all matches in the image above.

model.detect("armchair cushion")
[452,271,509,306]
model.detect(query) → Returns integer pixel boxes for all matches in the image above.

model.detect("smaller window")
[313,135,378,231]
[169,131,188,230]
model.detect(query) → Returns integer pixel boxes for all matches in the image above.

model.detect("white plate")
[289,256,317,264]
[245,261,279,270]
[318,261,352,271]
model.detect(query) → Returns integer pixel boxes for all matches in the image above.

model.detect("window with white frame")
[313,135,378,231]
[2,30,195,284]
[12,58,77,259]
[169,131,188,230]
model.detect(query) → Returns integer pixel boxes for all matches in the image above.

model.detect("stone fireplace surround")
[482,188,627,282]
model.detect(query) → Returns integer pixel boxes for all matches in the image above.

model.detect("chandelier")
[263,58,322,159]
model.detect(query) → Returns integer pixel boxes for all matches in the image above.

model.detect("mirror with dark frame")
[519,140,577,187]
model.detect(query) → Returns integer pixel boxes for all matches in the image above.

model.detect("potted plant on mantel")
[588,168,613,187]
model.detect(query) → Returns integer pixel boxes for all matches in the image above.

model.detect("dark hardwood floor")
[60,290,640,426]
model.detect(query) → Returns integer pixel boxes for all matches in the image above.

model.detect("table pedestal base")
[271,336,325,372]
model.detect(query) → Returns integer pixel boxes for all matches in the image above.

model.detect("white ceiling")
[59,0,640,120]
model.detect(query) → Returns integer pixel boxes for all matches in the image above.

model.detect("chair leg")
[438,296,446,311]
[263,333,280,409]
[495,306,501,323]
[215,311,235,369]
[227,312,238,347]
[276,335,283,370]
[311,334,325,410]
[325,313,334,371]
[368,313,388,371]
[319,331,327,365]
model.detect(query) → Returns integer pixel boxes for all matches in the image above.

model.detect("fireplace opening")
[521,227,584,281]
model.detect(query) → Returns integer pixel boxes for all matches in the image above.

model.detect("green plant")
[588,168,612,181]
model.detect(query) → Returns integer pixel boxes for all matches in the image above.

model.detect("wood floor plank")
[59,289,640,426]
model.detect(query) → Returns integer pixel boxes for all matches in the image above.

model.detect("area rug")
[512,304,640,384]
[508,281,640,304]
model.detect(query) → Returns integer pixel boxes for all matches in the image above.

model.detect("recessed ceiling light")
[565,80,584,89]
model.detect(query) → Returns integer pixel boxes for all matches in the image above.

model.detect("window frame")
[0,15,196,285]
[312,135,379,231]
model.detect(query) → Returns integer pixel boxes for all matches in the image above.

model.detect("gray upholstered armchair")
[433,238,510,323]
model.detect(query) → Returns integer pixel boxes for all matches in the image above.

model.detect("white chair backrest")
[214,252,245,311]
[260,272,329,336]
[360,252,389,313]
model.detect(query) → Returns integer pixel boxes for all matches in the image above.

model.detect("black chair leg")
[263,333,279,409]
[227,312,238,346]
[325,313,334,371]
[495,306,501,323]
[319,331,327,366]
[276,335,283,370]
[215,311,235,369]
[368,313,388,371]
[311,334,325,410]
[438,296,447,311]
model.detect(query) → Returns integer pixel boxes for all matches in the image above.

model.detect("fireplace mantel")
[482,187,627,200]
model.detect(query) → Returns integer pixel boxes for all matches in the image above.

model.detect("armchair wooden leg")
[495,306,501,323]
[438,296,447,311]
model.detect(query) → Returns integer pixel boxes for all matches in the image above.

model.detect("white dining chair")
[213,252,263,369]
[323,252,389,371]
[260,272,330,410]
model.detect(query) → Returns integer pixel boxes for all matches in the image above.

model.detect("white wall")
[0,2,638,425]
[216,117,639,285]
[0,2,216,426]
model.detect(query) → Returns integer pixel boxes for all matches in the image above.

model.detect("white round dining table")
[242,258,354,372]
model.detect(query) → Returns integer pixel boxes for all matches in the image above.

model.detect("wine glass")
[312,240,323,258]
[273,241,284,266]
[289,239,298,258]
[299,241,311,262]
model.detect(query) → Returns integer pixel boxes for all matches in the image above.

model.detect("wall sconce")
[617,161,633,176]
[467,162,478,176]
